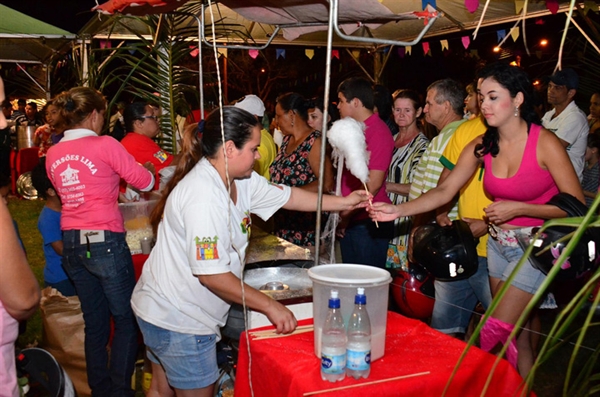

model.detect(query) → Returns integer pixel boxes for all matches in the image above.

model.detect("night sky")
[2,0,99,33]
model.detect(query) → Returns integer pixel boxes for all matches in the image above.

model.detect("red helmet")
[391,262,435,320]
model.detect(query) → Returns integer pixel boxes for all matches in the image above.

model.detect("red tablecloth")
[234,311,532,397]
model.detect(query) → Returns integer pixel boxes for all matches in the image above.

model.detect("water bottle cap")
[357,287,365,295]
[355,290,366,305]
[329,289,340,308]
[330,290,339,299]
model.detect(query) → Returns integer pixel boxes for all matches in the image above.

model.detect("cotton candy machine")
[223,265,314,340]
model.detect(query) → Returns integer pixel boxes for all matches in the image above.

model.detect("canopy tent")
[85,0,582,48]
[0,4,75,64]
[0,4,76,98]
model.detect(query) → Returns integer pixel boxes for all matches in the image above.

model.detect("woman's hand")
[344,190,372,210]
[368,202,403,222]
[483,201,521,226]
[143,161,156,175]
[264,299,298,334]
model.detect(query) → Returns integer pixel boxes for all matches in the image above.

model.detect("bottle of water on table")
[321,289,346,382]
[346,287,371,379]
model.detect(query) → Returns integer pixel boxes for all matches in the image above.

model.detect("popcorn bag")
[40,287,91,397]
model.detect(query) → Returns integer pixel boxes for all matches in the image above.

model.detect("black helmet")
[391,263,435,320]
[412,220,479,281]
[523,193,600,279]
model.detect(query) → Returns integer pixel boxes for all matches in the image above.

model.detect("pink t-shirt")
[0,301,18,397]
[483,123,559,227]
[46,129,154,232]
[341,113,394,222]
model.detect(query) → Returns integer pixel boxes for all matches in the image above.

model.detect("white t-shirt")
[131,158,291,338]
[541,101,588,181]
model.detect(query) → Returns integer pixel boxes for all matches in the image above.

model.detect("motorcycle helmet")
[411,220,478,281]
[391,262,435,320]
[524,193,600,279]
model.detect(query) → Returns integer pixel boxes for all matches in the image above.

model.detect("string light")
[493,46,501,53]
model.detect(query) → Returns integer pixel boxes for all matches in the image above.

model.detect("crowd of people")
[1,58,599,395]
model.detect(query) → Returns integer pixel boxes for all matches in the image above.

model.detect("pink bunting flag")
[249,49,259,59]
[189,47,199,57]
[535,18,544,25]
[422,42,430,56]
[100,40,112,49]
[546,0,559,14]
[461,36,470,49]
[465,0,479,13]
[332,50,340,59]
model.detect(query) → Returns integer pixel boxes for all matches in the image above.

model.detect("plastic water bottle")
[346,287,371,379]
[321,289,347,382]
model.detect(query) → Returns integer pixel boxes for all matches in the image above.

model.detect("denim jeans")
[62,230,137,397]
[430,256,492,334]
[340,219,393,269]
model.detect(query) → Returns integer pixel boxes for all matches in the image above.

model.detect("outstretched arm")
[0,201,40,321]
[198,272,297,334]
[283,187,371,213]
[370,139,481,222]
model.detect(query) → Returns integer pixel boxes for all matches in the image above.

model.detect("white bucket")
[308,264,391,361]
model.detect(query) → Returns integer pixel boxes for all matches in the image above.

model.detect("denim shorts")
[136,316,219,389]
[487,229,546,294]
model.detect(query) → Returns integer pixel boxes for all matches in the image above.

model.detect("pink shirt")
[46,129,154,232]
[341,113,394,222]
[483,123,559,227]
[0,300,18,397]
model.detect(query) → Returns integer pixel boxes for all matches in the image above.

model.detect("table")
[234,312,531,397]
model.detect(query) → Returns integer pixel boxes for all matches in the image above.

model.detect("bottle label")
[321,353,346,375]
[346,349,371,371]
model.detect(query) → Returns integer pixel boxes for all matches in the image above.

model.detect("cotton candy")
[327,117,370,183]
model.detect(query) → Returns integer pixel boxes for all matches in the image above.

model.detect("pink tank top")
[483,123,559,227]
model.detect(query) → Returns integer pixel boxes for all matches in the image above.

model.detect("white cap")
[234,95,265,117]
[330,290,339,299]
[357,287,365,295]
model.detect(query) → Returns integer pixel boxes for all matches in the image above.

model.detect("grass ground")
[7,194,600,396]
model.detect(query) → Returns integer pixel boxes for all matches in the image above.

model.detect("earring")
[291,117,294,128]
[514,106,519,117]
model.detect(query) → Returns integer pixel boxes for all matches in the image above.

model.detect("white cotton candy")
[327,117,370,183]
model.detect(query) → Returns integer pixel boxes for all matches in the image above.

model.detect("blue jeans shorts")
[487,228,546,294]
[136,316,219,390]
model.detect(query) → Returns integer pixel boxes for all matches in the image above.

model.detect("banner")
[305,49,314,59]
[249,49,259,59]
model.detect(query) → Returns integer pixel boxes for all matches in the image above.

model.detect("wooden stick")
[249,324,313,337]
[302,371,431,396]
[363,182,378,228]
[251,328,314,340]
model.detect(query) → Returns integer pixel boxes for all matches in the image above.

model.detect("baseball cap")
[550,68,579,90]
[233,95,265,117]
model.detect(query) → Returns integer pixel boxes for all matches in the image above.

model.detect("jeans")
[62,230,137,397]
[340,219,393,269]
[430,256,492,334]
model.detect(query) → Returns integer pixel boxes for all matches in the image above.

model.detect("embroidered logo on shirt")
[60,165,80,186]
[195,236,219,260]
[154,150,169,163]
[240,212,251,235]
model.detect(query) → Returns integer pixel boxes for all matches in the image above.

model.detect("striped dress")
[386,132,429,269]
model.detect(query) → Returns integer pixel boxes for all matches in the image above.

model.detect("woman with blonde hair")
[45,87,155,396]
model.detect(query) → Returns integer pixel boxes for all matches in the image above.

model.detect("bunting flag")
[497,30,506,42]
[510,27,520,42]
[440,39,449,51]
[189,47,199,57]
[249,49,259,59]
[332,50,340,59]
[461,36,470,49]
[218,47,228,58]
[276,48,286,59]
[515,0,524,14]
[465,0,479,13]
[397,47,406,58]
[305,49,314,59]
[546,0,559,14]
[100,40,112,49]
[422,42,430,56]
[351,49,360,59]
[584,1,596,14]
[470,49,479,57]
[422,0,436,9]
[406,46,412,55]
[535,18,544,25]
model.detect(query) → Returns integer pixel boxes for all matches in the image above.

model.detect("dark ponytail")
[150,106,260,233]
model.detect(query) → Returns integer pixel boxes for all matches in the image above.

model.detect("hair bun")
[65,98,76,112]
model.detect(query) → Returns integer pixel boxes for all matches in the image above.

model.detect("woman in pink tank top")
[369,63,584,378]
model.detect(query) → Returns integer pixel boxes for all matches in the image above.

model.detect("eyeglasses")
[139,115,158,121]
